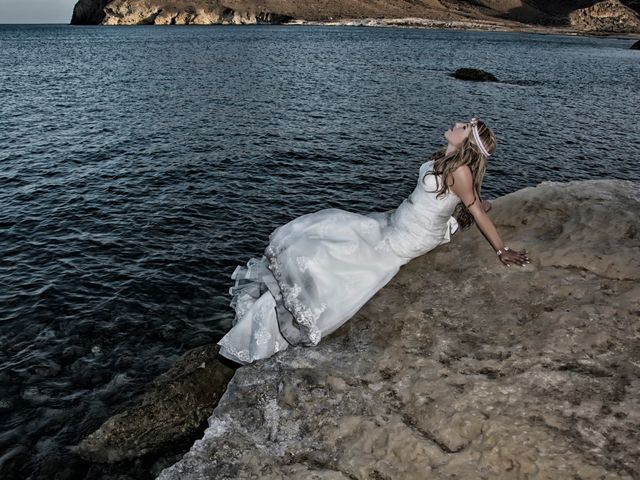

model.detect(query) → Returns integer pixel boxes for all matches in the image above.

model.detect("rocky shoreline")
[71,0,640,38]
[286,17,640,39]
[73,179,640,479]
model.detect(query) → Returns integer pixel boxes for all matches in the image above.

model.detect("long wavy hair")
[425,119,497,230]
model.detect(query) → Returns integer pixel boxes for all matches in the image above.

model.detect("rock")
[70,343,236,463]
[100,1,293,25]
[569,0,640,33]
[71,0,111,24]
[154,179,640,479]
[631,39,640,48]
[452,68,498,82]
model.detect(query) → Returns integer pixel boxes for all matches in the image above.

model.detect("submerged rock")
[153,179,640,479]
[452,68,498,82]
[71,344,236,463]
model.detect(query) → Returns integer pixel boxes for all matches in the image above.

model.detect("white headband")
[470,117,491,157]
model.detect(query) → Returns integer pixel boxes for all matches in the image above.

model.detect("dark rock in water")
[631,39,640,49]
[70,343,236,463]
[71,0,110,24]
[452,68,499,82]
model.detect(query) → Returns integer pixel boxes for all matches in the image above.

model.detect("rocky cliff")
[101,1,295,25]
[71,0,111,24]
[570,0,640,32]
[155,179,640,479]
[74,179,640,479]
[70,0,640,33]
[74,0,464,25]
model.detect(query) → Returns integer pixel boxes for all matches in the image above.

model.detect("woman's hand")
[447,166,529,269]
[498,247,530,267]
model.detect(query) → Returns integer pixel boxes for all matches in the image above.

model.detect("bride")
[217,117,530,366]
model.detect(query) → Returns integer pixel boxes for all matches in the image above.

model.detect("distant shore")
[284,17,640,40]
[85,16,640,40]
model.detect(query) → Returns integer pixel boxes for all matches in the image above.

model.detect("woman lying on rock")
[217,117,530,366]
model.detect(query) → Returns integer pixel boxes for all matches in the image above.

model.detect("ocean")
[0,23,638,479]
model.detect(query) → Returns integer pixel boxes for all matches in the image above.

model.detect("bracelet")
[496,246,510,256]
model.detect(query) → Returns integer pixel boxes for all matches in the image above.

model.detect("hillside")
[71,0,640,34]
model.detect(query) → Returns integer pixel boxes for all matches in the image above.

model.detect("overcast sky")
[0,0,78,23]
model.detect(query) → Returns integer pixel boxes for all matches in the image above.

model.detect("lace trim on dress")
[220,259,290,364]
[218,333,286,365]
[264,244,325,346]
[217,337,253,364]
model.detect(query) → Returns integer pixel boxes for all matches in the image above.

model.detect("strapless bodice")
[386,160,460,258]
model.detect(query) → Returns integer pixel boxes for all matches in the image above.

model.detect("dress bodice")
[386,160,460,258]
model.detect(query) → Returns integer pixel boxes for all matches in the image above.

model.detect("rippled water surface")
[1,24,639,479]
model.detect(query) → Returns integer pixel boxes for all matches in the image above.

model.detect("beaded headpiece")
[470,117,492,158]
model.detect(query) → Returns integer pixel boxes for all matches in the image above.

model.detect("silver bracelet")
[496,246,510,256]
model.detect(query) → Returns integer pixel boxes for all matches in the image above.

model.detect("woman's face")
[445,122,471,147]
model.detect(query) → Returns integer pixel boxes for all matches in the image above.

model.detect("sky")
[0,0,78,23]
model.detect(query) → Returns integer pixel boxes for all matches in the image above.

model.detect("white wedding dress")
[217,160,461,365]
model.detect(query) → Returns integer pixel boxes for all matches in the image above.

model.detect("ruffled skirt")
[217,208,458,365]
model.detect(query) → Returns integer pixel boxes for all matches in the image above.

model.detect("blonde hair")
[425,119,497,230]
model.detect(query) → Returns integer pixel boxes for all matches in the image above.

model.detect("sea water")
[0,23,638,479]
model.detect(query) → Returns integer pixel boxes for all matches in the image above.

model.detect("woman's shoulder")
[446,166,475,200]
[424,154,474,198]
[423,158,442,173]
[450,164,473,179]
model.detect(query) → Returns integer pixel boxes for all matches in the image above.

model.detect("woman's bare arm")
[447,166,530,267]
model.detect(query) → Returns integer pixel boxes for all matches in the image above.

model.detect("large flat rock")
[156,179,640,479]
